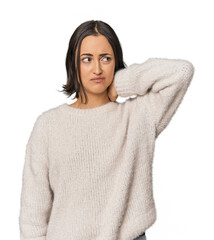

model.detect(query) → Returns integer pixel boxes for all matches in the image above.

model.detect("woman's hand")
[107,81,118,102]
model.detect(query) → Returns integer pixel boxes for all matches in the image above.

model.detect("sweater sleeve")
[113,57,195,138]
[19,113,53,240]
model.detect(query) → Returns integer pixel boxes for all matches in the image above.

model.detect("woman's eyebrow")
[80,53,112,56]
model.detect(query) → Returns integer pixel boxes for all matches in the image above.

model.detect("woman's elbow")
[178,59,195,82]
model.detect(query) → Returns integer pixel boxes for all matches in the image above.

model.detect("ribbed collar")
[59,102,117,115]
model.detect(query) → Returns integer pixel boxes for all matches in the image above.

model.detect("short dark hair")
[59,20,127,104]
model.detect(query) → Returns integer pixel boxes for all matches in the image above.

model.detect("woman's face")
[75,34,115,97]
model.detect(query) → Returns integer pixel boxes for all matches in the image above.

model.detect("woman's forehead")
[80,35,113,54]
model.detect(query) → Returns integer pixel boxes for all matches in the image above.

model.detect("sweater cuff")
[113,58,152,97]
[113,64,138,97]
[20,236,46,240]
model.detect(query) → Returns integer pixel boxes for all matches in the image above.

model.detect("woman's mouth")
[91,77,105,83]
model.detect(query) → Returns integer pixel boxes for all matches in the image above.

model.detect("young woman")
[19,20,195,240]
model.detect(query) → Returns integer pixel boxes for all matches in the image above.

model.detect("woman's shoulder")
[36,103,65,123]
[117,95,148,110]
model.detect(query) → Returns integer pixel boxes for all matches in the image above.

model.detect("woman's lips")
[91,78,105,83]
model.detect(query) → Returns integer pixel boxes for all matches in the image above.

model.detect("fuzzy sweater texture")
[19,57,195,240]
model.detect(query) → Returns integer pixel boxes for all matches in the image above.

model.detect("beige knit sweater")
[19,57,195,240]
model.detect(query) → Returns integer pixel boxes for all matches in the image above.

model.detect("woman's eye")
[102,57,111,62]
[81,57,111,63]
[82,57,91,62]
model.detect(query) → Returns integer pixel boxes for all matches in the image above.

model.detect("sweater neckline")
[60,101,117,115]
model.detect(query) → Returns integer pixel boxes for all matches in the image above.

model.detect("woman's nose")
[93,60,103,74]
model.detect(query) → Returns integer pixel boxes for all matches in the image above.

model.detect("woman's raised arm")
[114,57,195,138]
